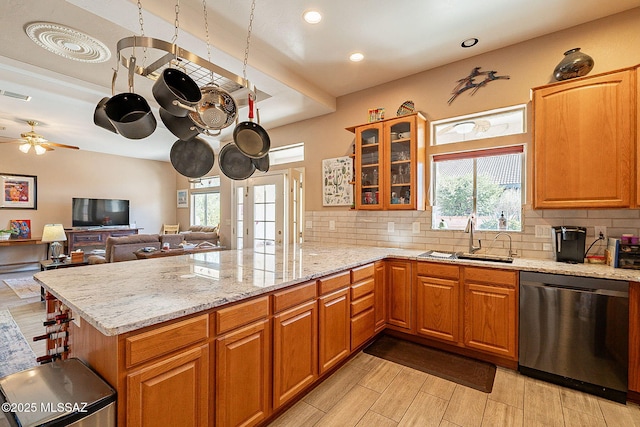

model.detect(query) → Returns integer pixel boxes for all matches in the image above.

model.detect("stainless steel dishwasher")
[519,271,629,403]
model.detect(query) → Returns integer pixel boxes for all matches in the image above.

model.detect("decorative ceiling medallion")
[25,22,111,63]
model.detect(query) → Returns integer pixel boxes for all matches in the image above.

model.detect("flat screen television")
[72,198,130,227]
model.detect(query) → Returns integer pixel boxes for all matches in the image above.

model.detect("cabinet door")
[355,122,383,209]
[374,261,386,332]
[387,260,412,331]
[273,300,318,409]
[384,117,417,210]
[126,345,209,427]
[216,319,270,427]
[533,69,634,208]
[463,283,516,359]
[318,288,350,374]
[416,275,459,343]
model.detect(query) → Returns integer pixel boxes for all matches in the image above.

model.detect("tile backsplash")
[304,207,640,260]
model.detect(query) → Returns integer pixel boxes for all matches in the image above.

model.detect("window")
[269,142,304,165]
[431,105,526,145]
[432,147,523,231]
[191,176,220,227]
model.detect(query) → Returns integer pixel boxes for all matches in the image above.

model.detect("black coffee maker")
[552,226,587,263]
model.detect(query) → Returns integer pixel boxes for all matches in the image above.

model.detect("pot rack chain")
[242,0,256,84]
[116,0,255,96]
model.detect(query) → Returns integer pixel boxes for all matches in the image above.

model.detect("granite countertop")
[34,243,640,337]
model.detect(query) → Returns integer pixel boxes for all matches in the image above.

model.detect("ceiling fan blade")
[0,137,21,144]
[43,142,80,150]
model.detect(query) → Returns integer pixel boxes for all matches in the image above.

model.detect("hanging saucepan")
[233,94,270,159]
[160,108,200,141]
[172,84,237,134]
[252,153,269,173]
[93,97,117,134]
[170,137,215,179]
[152,68,202,118]
[218,142,255,180]
[104,56,157,139]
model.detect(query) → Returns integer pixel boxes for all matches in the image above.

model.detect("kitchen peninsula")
[34,243,640,426]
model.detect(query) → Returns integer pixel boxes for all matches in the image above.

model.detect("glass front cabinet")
[348,113,427,210]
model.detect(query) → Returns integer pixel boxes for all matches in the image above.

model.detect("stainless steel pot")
[160,108,200,140]
[173,84,237,133]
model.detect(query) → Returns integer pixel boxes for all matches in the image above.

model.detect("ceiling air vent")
[0,90,32,101]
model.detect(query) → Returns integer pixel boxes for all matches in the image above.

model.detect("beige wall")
[0,145,177,270]
[266,7,640,212]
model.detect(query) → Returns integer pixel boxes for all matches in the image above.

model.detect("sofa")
[87,228,220,264]
[179,225,219,246]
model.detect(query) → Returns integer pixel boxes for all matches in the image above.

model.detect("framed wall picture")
[322,156,353,206]
[177,189,188,208]
[10,219,31,239]
[1,173,37,209]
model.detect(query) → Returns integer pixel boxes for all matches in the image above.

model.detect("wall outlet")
[543,243,552,251]
[388,222,395,233]
[329,220,335,231]
[412,222,420,234]
[594,226,607,239]
[305,220,312,229]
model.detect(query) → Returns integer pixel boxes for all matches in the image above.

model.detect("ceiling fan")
[0,120,79,155]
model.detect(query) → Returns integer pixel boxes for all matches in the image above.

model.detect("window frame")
[190,175,221,228]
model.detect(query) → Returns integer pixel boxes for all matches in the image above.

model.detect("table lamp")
[42,224,67,262]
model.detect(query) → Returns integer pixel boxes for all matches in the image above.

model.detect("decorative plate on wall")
[396,100,415,116]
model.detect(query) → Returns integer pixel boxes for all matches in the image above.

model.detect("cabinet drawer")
[464,267,516,287]
[351,263,375,283]
[351,308,375,350]
[110,230,137,237]
[318,271,350,295]
[417,262,459,279]
[351,293,374,317]
[125,314,209,368]
[273,281,316,313]
[216,296,270,334]
[72,233,103,243]
[351,277,374,300]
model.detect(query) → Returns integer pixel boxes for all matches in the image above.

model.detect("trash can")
[0,358,116,427]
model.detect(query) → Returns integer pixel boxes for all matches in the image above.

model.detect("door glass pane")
[236,187,244,249]
[389,120,412,206]
[253,183,276,250]
[360,127,380,206]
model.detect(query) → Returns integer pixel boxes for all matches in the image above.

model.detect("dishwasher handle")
[521,280,629,298]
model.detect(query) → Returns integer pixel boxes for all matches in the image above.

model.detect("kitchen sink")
[456,252,514,263]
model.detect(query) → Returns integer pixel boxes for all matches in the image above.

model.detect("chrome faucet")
[465,216,481,253]
[492,232,516,257]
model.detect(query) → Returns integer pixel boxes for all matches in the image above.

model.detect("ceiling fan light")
[454,121,476,134]
[34,145,47,155]
[19,143,31,153]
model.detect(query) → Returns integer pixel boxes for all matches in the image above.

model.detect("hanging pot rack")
[115,35,256,98]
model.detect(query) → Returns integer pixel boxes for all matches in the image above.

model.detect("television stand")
[65,228,140,253]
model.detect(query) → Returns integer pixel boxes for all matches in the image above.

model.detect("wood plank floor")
[2,270,640,427]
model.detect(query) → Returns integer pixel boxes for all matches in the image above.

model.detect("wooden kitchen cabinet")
[374,260,386,332]
[216,319,271,427]
[386,259,413,331]
[126,344,209,427]
[348,113,427,210]
[532,68,634,209]
[318,287,350,374]
[462,267,517,359]
[272,297,318,409]
[415,262,461,344]
[350,264,376,350]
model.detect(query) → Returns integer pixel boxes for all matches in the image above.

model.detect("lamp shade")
[41,224,67,243]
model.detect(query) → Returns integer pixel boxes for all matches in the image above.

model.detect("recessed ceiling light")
[25,22,111,63]
[461,38,479,48]
[349,52,364,62]
[303,10,322,24]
